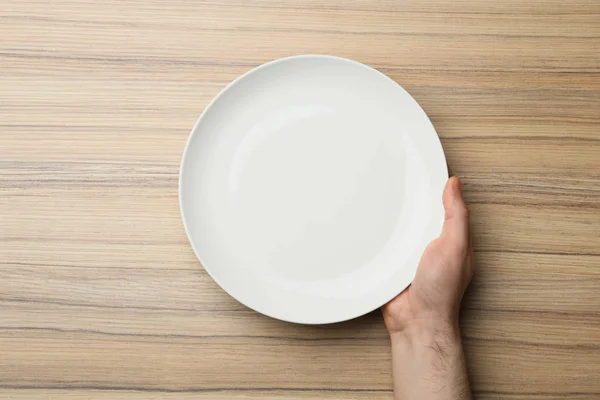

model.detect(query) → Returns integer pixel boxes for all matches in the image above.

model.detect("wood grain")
[1,0,599,399]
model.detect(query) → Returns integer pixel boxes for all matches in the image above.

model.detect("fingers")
[439,176,469,252]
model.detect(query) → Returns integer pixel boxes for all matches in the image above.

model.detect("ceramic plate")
[179,55,447,324]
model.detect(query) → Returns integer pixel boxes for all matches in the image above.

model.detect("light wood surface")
[1,1,599,399]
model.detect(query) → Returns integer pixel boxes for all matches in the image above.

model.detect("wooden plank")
[0,389,597,400]
[0,390,395,400]
[0,330,598,393]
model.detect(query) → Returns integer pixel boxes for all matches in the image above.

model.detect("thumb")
[439,176,469,248]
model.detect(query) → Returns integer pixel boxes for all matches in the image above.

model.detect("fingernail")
[454,177,462,196]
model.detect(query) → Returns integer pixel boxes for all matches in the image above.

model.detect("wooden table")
[1,1,599,399]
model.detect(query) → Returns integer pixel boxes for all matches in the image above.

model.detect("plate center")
[228,104,406,282]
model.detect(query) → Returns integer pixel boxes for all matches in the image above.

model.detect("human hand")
[382,176,474,334]
[382,176,474,400]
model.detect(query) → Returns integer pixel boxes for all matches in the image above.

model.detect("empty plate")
[179,55,447,324]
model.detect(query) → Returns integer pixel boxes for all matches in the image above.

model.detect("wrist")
[388,310,459,338]
[390,318,461,351]
[389,318,471,400]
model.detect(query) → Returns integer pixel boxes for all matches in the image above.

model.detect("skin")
[382,176,475,400]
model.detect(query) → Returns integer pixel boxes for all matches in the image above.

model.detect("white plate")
[179,55,447,324]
